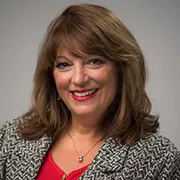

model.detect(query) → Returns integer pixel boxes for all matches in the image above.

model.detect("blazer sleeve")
[158,147,180,179]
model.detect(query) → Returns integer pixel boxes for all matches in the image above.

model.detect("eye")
[87,59,104,66]
[55,62,71,70]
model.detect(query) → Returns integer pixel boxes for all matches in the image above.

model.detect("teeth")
[73,89,96,97]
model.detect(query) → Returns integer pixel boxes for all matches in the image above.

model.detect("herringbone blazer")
[0,117,180,180]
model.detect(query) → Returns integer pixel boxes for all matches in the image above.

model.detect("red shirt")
[37,152,89,180]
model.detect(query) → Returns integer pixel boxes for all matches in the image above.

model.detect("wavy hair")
[19,4,159,144]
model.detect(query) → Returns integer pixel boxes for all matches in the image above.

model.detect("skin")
[51,48,118,173]
[53,48,118,126]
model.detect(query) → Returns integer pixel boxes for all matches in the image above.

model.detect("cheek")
[53,71,69,91]
[93,67,117,87]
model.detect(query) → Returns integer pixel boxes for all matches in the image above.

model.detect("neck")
[69,114,102,139]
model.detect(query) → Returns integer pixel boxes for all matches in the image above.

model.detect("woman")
[0,4,179,180]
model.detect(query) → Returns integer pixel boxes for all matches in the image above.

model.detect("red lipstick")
[71,89,98,101]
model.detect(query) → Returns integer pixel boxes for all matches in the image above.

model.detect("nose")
[71,65,89,86]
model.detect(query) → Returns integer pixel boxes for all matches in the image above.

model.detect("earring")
[57,95,61,101]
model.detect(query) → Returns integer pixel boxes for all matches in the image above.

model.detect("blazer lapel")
[79,138,130,179]
[7,135,52,180]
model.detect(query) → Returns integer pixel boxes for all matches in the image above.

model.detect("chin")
[71,107,100,117]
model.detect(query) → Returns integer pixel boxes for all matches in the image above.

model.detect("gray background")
[0,0,179,149]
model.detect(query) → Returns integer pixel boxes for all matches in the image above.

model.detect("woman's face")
[53,48,118,119]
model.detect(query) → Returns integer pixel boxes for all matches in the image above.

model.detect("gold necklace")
[68,131,102,163]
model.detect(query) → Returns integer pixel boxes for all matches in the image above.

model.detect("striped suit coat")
[0,117,180,180]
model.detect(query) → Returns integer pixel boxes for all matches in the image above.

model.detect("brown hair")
[19,4,159,144]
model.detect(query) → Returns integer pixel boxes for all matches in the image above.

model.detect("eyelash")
[88,59,104,66]
[56,62,71,69]
[55,58,104,70]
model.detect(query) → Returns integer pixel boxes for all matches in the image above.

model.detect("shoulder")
[127,133,180,178]
[0,117,22,147]
[104,133,179,156]
[0,117,23,177]
[127,133,180,164]
[0,116,52,154]
[0,117,52,179]
[132,133,179,157]
[0,116,29,157]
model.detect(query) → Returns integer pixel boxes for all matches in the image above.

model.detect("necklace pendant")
[78,155,83,162]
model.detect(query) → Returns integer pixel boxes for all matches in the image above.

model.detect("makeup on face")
[53,49,117,117]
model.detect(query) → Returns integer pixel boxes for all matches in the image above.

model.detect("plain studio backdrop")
[0,0,179,149]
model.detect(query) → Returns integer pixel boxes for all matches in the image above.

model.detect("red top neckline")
[36,151,90,180]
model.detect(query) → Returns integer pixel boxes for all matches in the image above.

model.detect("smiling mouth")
[71,89,99,97]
